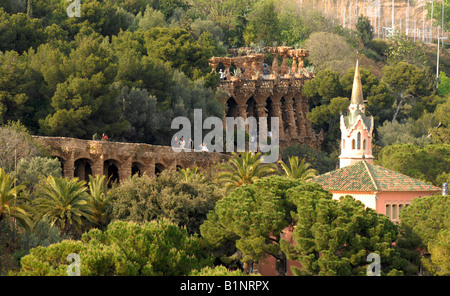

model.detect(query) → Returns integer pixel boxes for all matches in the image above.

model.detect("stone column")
[120,157,132,182]
[254,88,271,144]
[144,158,156,177]
[272,52,279,75]
[256,102,268,143]
[243,57,252,79]
[64,155,75,179]
[270,93,285,141]
[236,103,248,121]
[298,55,305,70]
[291,56,298,75]
[294,95,307,140]
[91,156,104,177]
[283,96,298,139]
[279,47,290,76]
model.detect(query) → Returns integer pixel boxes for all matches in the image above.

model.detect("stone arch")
[155,163,165,175]
[229,63,237,76]
[104,159,120,187]
[266,97,273,129]
[132,161,144,177]
[216,61,225,72]
[246,96,257,119]
[226,97,239,118]
[74,158,93,183]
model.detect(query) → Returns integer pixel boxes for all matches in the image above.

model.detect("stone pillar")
[294,95,307,140]
[284,96,298,139]
[270,98,285,141]
[298,56,305,70]
[279,47,290,76]
[144,158,156,177]
[291,56,298,75]
[64,156,75,179]
[272,53,279,75]
[256,102,268,142]
[91,156,104,177]
[237,103,248,120]
[120,157,132,182]
[254,88,271,143]
[243,57,252,79]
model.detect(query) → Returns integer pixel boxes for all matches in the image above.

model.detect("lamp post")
[436,36,448,88]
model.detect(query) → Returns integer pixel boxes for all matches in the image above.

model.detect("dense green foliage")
[201,176,305,274]
[284,193,408,276]
[15,220,214,276]
[397,194,450,275]
[376,144,450,187]
[108,170,221,234]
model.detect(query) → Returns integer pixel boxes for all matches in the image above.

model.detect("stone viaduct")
[210,46,324,149]
[33,136,229,184]
[31,46,325,186]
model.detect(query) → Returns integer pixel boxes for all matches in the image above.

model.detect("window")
[385,204,391,217]
[363,139,366,150]
[352,139,355,150]
[392,204,397,220]
[357,132,361,149]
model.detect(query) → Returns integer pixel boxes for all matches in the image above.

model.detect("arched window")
[363,139,366,150]
[357,132,361,149]
[385,204,391,218]
[352,139,355,150]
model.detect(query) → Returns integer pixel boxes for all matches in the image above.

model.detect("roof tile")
[309,161,441,192]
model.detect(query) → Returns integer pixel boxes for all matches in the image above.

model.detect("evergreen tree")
[356,15,373,46]
[284,193,408,275]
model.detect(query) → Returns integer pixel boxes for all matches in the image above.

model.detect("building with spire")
[339,60,374,168]
[310,61,440,222]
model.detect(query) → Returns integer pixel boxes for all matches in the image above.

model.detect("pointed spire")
[350,60,364,105]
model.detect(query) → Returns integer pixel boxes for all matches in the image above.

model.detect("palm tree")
[88,174,111,229]
[216,152,279,193]
[34,176,94,236]
[178,167,209,184]
[278,156,318,181]
[0,168,32,231]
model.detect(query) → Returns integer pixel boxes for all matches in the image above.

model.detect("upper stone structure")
[339,61,374,168]
[209,46,323,149]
